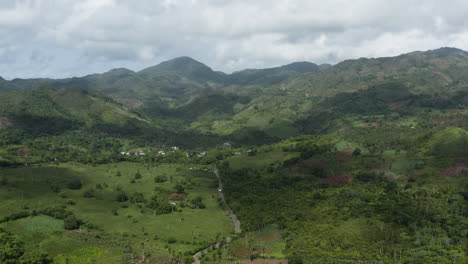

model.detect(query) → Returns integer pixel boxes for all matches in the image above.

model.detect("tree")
[154,175,168,183]
[19,251,52,264]
[115,191,128,202]
[352,148,362,156]
[190,196,206,209]
[175,184,185,194]
[64,215,79,230]
[134,172,142,180]
[0,228,24,263]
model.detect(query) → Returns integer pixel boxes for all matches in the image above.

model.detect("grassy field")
[201,225,287,263]
[227,151,299,170]
[0,162,233,262]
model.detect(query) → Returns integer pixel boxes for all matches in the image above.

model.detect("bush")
[115,192,128,202]
[64,215,79,230]
[49,185,60,193]
[83,189,95,198]
[67,179,82,190]
[134,172,142,179]
[175,184,185,194]
[154,175,168,183]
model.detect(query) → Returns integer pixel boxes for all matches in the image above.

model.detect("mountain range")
[0,47,467,147]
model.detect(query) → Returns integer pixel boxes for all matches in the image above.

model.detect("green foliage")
[67,179,82,190]
[154,175,167,183]
[0,228,24,263]
[174,184,185,194]
[134,172,142,179]
[63,215,79,230]
[428,127,468,157]
[114,191,128,202]
[353,170,384,183]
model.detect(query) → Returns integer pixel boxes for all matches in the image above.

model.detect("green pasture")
[0,162,233,261]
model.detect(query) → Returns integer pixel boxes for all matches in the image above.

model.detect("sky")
[1,0,468,79]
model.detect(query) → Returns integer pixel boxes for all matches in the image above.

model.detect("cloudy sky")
[1,0,468,79]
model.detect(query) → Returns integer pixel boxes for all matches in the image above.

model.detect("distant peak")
[138,56,214,75]
[106,68,134,74]
[280,61,319,73]
[170,56,200,62]
[156,56,210,69]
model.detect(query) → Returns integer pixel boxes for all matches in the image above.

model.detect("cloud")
[0,0,468,79]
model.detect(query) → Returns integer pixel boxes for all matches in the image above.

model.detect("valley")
[0,47,467,263]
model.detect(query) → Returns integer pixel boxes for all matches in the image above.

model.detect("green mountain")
[0,57,320,108]
[1,47,468,144]
[138,56,225,83]
[201,47,468,139]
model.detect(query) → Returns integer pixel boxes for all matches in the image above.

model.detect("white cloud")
[0,0,468,79]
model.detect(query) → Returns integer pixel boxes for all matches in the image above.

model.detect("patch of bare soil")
[258,232,281,242]
[169,192,184,200]
[126,99,144,108]
[441,158,468,176]
[0,116,13,130]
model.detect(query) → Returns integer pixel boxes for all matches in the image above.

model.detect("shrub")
[49,185,60,193]
[64,215,79,230]
[353,170,384,183]
[67,179,82,190]
[83,189,95,198]
[175,184,185,194]
[115,192,128,202]
[154,175,168,183]
[134,172,142,179]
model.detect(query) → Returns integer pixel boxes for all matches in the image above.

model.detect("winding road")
[214,165,242,234]
[193,165,241,264]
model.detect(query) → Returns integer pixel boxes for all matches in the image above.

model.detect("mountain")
[284,47,468,98]
[227,61,319,85]
[183,47,468,139]
[0,87,154,138]
[138,56,225,83]
[0,47,467,144]
[0,57,321,107]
